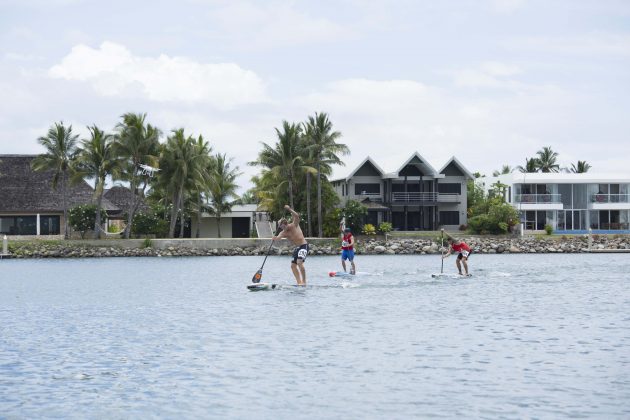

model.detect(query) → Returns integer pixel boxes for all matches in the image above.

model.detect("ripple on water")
[0,253,629,418]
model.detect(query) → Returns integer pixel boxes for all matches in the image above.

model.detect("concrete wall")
[76,237,337,249]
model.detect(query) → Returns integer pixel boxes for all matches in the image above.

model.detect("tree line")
[32,113,239,239]
[491,146,591,176]
[248,112,349,237]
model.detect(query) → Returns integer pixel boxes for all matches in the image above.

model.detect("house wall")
[437,176,468,229]
[191,217,234,238]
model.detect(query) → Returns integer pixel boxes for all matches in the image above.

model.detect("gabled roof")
[336,156,385,182]
[393,152,438,177]
[438,156,474,179]
[0,155,119,213]
[103,185,150,214]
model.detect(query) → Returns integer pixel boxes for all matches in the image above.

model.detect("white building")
[479,173,630,233]
[331,152,473,231]
[191,204,258,238]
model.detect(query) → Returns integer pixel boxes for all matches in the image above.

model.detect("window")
[439,211,459,225]
[0,216,37,235]
[354,183,380,195]
[40,215,60,235]
[438,183,461,194]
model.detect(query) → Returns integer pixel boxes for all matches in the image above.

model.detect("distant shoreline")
[3,235,629,259]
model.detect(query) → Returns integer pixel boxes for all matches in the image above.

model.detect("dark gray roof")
[0,155,118,213]
[104,185,150,214]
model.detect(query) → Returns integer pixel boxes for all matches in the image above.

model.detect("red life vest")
[342,233,353,250]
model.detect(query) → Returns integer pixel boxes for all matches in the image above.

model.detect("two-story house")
[479,172,630,233]
[331,152,473,231]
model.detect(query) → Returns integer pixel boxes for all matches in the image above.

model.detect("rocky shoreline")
[4,235,630,258]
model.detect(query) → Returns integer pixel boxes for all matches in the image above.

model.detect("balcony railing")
[515,194,562,204]
[358,192,383,202]
[590,194,630,203]
[391,192,460,203]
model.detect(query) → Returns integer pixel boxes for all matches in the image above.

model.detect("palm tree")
[492,165,513,177]
[191,135,212,238]
[570,160,591,173]
[73,125,118,239]
[303,112,349,237]
[249,121,306,209]
[113,113,161,239]
[536,146,560,173]
[31,122,79,239]
[517,157,540,173]
[208,153,241,238]
[159,129,210,238]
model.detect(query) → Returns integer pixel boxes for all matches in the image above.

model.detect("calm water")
[0,253,629,419]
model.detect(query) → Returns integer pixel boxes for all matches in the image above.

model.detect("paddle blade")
[252,269,263,283]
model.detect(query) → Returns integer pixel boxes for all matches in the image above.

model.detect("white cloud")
[208,1,357,49]
[49,42,268,109]
[453,61,524,90]
[489,0,527,14]
[505,32,630,56]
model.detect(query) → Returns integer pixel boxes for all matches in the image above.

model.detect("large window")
[440,211,459,225]
[438,183,461,194]
[355,183,380,195]
[0,216,37,235]
[40,215,60,235]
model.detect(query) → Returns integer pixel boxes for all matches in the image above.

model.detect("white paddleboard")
[247,282,307,291]
[431,273,473,279]
[247,282,279,291]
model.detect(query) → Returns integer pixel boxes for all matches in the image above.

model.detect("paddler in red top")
[443,237,472,276]
[340,226,356,275]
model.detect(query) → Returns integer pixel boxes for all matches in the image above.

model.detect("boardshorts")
[341,249,355,261]
[292,244,309,264]
[457,250,472,260]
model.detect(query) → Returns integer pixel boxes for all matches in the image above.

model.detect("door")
[231,217,250,238]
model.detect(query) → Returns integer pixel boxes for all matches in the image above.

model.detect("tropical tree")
[74,125,118,239]
[31,121,79,239]
[249,121,307,209]
[159,129,209,238]
[190,135,213,238]
[303,112,349,237]
[492,165,512,177]
[516,157,540,173]
[536,146,560,173]
[208,153,241,238]
[112,113,161,239]
[570,160,591,173]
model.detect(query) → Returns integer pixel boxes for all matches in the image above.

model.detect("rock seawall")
[5,235,630,258]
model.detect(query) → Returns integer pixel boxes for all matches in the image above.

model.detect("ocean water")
[0,253,629,419]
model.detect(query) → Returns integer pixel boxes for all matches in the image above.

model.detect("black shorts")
[292,244,309,264]
[457,250,472,260]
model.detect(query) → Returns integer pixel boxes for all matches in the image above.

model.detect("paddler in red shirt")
[443,237,472,276]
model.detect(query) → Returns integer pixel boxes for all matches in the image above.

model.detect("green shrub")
[132,212,168,237]
[544,224,553,235]
[362,223,376,235]
[142,237,153,248]
[378,222,393,234]
[68,204,106,239]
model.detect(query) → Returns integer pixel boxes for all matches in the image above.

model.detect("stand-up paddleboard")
[329,271,355,278]
[328,271,376,278]
[247,282,308,291]
[431,273,473,279]
[247,282,279,291]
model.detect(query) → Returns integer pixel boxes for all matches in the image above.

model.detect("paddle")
[252,226,281,283]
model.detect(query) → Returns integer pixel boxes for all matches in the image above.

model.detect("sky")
[1,0,629,192]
